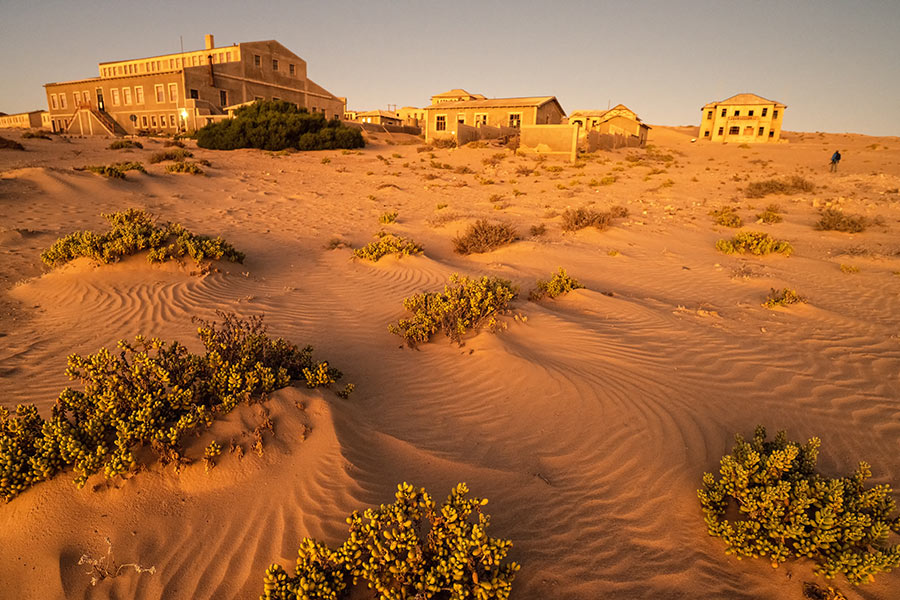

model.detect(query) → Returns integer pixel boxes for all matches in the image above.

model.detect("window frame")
[761,107,768,117]
[720,108,726,117]
[272,59,279,71]
[122,87,132,105]
[758,127,765,136]
[474,112,488,126]
[435,114,447,131]
[728,126,740,135]
[717,126,724,136]
[111,88,120,106]
[508,112,522,128]
[134,86,144,104]
[254,54,261,67]
[220,90,228,106]
[50,94,58,110]
[706,110,713,120]
[155,84,165,103]
[168,83,178,103]
[773,110,779,119]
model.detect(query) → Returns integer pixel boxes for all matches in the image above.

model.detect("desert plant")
[530,224,546,236]
[816,208,868,233]
[757,203,783,223]
[840,264,859,274]
[78,537,156,586]
[710,207,743,228]
[0,313,342,501]
[163,139,185,148]
[716,231,793,256]
[699,426,900,585]
[379,211,398,224]
[109,139,143,150]
[452,220,519,255]
[149,148,193,163]
[746,175,815,198]
[165,161,204,174]
[561,206,627,232]
[77,164,127,179]
[432,137,456,149]
[530,268,584,300]
[40,209,244,267]
[353,233,423,262]
[0,136,25,150]
[22,130,52,140]
[389,274,517,346]
[764,288,806,308]
[261,483,519,600]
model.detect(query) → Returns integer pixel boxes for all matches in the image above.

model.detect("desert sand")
[1,126,899,600]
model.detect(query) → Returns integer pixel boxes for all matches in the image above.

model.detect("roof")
[431,88,480,98]
[425,96,565,114]
[703,93,786,108]
[569,104,650,128]
[358,110,401,119]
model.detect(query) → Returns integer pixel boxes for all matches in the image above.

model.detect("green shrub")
[757,203,783,224]
[113,161,146,173]
[746,175,815,198]
[816,208,867,233]
[165,161,204,174]
[699,426,900,585]
[0,313,342,501]
[261,482,519,600]
[40,209,244,267]
[195,100,364,151]
[389,274,517,346]
[77,164,126,179]
[764,288,805,308]
[378,211,398,224]
[149,148,193,163]
[710,206,743,228]
[109,139,143,150]
[452,220,519,255]
[0,136,25,150]
[22,130,52,140]
[716,231,793,256]
[353,233,423,262]
[561,206,627,232]
[530,268,584,300]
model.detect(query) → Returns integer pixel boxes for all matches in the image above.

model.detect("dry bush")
[530,268,584,300]
[561,206,627,232]
[109,140,143,150]
[529,224,546,236]
[453,220,519,254]
[756,203,783,224]
[353,233,423,262]
[165,161,204,174]
[716,231,793,256]
[816,208,867,233]
[432,137,456,149]
[22,130,52,140]
[746,175,815,198]
[710,206,743,228]
[764,288,806,308]
[0,136,25,150]
[149,148,193,163]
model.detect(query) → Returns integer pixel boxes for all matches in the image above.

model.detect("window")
[720,108,726,117]
[190,89,199,99]
[272,59,278,71]
[457,113,465,124]
[289,63,295,76]
[703,130,710,137]
[761,107,768,117]
[272,96,280,102]
[706,110,713,120]
[773,110,779,119]
[123,88,132,105]
[169,58,174,69]
[169,114,176,127]
[50,94,58,109]
[220,90,228,106]
[225,51,231,61]
[168,83,178,102]
[160,114,167,127]
[435,115,446,131]
[717,127,724,135]
[769,130,775,138]
[474,113,488,126]
[733,110,740,116]
[758,127,765,136]
[508,113,521,128]
[254,54,261,67]
[254,96,263,101]
[155,84,165,103]
[111,89,120,106]
[135,86,144,104]
[141,115,148,127]
[728,126,740,135]
[748,110,754,117]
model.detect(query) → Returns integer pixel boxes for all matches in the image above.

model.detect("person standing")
[830,150,841,172]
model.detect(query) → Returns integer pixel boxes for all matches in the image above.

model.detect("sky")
[1,0,898,136]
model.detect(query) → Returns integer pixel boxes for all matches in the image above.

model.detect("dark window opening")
[707,110,713,120]
[254,55,261,67]
[718,127,724,135]
[773,110,779,119]
[220,90,227,106]
[769,130,775,138]
[733,110,740,116]
[289,64,295,75]
[272,59,278,71]
[758,127,765,136]
[720,108,726,117]
[703,130,710,137]
[189,89,199,99]
[762,107,768,117]
[748,110,754,116]
[728,126,740,135]
[436,115,446,131]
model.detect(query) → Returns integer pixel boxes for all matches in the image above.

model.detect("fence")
[583,130,644,152]
[518,124,580,162]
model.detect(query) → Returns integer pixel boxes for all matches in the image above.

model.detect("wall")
[519,124,579,162]
[584,130,643,152]
[424,103,560,142]
[0,112,44,128]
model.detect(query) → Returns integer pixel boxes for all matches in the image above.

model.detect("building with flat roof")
[355,110,403,126]
[423,92,565,143]
[43,34,345,136]
[0,110,46,129]
[700,93,786,143]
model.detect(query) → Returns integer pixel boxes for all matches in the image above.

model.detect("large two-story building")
[700,93,786,143]
[43,35,345,135]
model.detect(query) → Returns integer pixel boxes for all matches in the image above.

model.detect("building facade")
[0,110,46,129]
[355,110,403,126]
[43,35,345,135]
[568,104,650,146]
[423,93,565,142]
[700,93,786,143]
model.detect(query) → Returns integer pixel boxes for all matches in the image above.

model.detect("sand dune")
[1,127,899,599]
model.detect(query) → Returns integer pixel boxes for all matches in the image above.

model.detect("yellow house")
[0,110,46,129]
[396,106,425,127]
[568,104,650,146]
[356,110,402,126]
[700,93,786,143]
[429,89,486,104]
[423,94,565,143]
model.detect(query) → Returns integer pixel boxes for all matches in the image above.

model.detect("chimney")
[205,34,214,50]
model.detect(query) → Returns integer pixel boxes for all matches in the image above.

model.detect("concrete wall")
[701,102,784,143]
[0,112,44,128]
[519,124,579,162]
[584,130,643,152]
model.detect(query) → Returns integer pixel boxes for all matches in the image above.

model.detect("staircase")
[90,108,126,135]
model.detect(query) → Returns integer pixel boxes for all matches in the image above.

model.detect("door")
[96,88,105,111]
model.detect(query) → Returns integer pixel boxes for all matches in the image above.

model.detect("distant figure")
[830,150,841,172]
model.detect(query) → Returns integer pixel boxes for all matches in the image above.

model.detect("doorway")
[96,88,105,111]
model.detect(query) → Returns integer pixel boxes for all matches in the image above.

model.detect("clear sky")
[2,0,898,136]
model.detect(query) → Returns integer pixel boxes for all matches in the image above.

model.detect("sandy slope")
[1,126,899,599]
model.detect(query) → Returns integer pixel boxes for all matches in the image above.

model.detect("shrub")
[163,139,185,148]
[816,208,867,233]
[165,161,204,174]
[757,203,783,224]
[764,288,805,308]
[0,136,25,150]
[716,231,793,256]
[840,264,859,274]
[432,137,456,149]
[40,208,244,267]
[389,274,517,346]
[0,313,341,501]
[530,223,546,236]
[149,148,193,163]
[196,101,364,151]
[561,206,627,232]
[22,130,52,140]
[710,206,743,228]
[109,139,143,150]
[77,164,126,179]
[261,483,519,600]
[746,175,815,198]
[699,426,900,585]
[378,211,398,224]
[452,220,519,255]
[353,233,423,262]
[530,268,584,300]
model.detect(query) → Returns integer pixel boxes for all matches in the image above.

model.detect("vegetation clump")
[378,211,398,224]
[0,136,25,150]
[746,175,815,198]
[40,209,244,267]
[22,130,52,140]
[710,206,743,228]
[530,268,584,300]
[353,233,423,262]
[262,482,519,600]
[195,100,364,151]
[109,139,143,150]
[764,288,806,308]
[389,274,517,346]
[716,231,793,256]
[0,313,342,502]
[815,208,868,233]
[165,161,204,175]
[698,426,900,585]
[149,148,193,163]
[757,203,784,224]
[561,205,628,232]
[452,220,519,255]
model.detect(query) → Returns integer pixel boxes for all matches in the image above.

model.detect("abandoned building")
[43,35,345,135]
[568,104,650,147]
[429,89,486,104]
[0,110,47,129]
[700,93,786,143]
[423,91,565,143]
[355,110,403,126]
